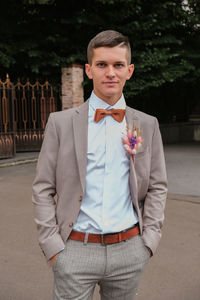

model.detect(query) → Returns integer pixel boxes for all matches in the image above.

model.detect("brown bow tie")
[94,109,126,123]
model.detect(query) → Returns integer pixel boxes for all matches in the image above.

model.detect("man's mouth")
[103,81,118,86]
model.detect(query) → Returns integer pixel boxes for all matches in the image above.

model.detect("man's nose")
[105,66,115,78]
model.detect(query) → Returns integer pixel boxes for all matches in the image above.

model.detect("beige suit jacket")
[32,100,167,261]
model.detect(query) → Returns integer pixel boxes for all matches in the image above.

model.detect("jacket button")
[69,222,73,227]
[79,195,83,202]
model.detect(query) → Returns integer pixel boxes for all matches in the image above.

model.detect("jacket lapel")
[125,106,140,131]
[125,106,141,226]
[73,100,89,193]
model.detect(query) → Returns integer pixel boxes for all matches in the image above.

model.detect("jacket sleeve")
[32,113,65,261]
[142,118,168,255]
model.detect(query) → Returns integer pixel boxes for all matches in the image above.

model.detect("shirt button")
[79,195,83,202]
[69,222,73,227]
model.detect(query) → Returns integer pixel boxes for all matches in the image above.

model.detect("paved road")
[0,143,200,300]
[164,143,200,196]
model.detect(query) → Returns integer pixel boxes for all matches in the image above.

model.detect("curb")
[0,158,38,168]
[167,193,200,204]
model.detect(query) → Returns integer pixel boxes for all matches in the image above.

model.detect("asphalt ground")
[0,143,200,300]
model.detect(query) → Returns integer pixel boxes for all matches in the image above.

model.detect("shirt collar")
[89,91,126,112]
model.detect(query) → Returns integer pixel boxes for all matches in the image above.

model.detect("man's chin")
[94,88,122,102]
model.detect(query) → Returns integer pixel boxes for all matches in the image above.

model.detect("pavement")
[0,143,200,300]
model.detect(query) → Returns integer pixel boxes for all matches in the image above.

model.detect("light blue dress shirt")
[73,92,138,234]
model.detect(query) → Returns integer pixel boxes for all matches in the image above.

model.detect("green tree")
[0,0,199,121]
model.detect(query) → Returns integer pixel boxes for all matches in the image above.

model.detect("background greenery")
[0,0,199,122]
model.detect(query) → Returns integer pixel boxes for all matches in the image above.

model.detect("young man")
[32,30,167,300]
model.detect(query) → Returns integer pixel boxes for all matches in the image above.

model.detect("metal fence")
[0,74,60,159]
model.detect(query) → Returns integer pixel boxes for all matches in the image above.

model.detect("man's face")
[85,46,134,105]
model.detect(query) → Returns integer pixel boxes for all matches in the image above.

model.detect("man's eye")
[115,63,124,68]
[97,63,106,67]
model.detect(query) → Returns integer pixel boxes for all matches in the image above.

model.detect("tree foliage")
[0,0,199,121]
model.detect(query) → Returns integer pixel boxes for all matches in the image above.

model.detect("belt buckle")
[101,234,105,246]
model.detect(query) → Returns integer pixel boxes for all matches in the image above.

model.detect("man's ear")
[126,64,134,80]
[85,64,93,79]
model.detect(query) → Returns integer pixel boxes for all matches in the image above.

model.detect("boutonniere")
[122,123,143,158]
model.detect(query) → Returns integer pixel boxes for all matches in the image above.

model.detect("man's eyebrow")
[115,61,126,64]
[95,60,106,63]
[95,60,126,63]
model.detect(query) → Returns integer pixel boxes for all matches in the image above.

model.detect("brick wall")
[61,64,84,110]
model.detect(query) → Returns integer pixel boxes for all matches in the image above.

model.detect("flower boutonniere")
[122,123,143,158]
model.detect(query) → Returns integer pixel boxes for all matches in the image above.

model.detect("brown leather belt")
[68,224,139,245]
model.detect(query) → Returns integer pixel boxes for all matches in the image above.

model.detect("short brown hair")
[87,30,131,65]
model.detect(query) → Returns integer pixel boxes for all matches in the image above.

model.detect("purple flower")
[129,136,137,149]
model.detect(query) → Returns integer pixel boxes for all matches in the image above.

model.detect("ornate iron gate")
[0,76,15,158]
[0,75,60,158]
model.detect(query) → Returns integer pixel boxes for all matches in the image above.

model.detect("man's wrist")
[49,247,65,267]
[50,253,59,267]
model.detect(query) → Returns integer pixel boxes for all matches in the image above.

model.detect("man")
[32,30,167,300]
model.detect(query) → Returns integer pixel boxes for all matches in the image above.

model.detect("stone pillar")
[61,64,84,110]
